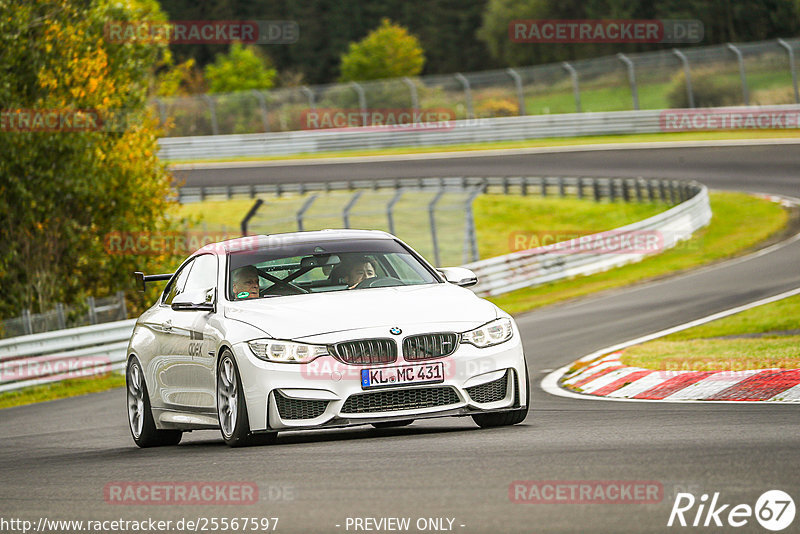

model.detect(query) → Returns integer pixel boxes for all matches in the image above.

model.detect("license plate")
[361,362,445,389]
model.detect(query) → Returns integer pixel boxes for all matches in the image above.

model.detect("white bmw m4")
[126,230,529,447]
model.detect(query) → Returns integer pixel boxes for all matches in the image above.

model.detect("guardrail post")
[117,291,127,320]
[577,178,584,199]
[540,177,547,197]
[387,189,404,235]
[202,94,219,135]
[56,303,66,329]
[296,194,317,231]
[22,308,32,335]
[252,90,270,132]
[616,53,640,110]
[609,179,617,202]
[463,187,483,263]
[342,190,363,228]
[454,73,475,119]
[502,176,509,195]
[521,176,528,196]
[672,49,695,108]
[777,39,799,103]
[301,85,316,110]
[429,189,446,267]
[592,179,600,202]
[726,43,750,105]
[647,180,655,202]
[506,68,526,115]
[635,178,643,203]
[241,198,264,236]
[349,82,368,126]
[561,62,581,113]
[659,180,668,203]
[402,77,419,110]
[622,179,631,202]
[670,181,678,205]
[87,296,97,325]
[558,177,566,197]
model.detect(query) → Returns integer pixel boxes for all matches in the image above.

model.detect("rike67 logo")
[668,490,795,531]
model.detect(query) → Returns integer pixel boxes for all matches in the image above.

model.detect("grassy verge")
[0,373,125,410]
[167,130,800,165]
[620,295,800,371]
[487,192,788,315]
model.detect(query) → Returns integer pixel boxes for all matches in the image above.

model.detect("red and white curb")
[561,352,800,402]
[542,286,800,404]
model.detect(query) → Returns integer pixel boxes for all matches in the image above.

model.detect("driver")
[343,257,376,289]
[232,265,260,299]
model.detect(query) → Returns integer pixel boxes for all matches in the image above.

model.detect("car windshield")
[227,238,439,300]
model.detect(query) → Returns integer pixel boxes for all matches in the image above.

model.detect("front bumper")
[232,334,527,432]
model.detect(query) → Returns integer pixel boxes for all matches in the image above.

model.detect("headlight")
[461,318,513,348]
[248,339,329,363]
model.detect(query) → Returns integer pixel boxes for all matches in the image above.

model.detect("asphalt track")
[2,143,799,533]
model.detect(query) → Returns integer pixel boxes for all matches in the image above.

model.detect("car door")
[167,253,220,413]
[145,257,196,410]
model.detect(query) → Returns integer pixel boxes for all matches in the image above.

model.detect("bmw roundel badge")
[390,327,402,335]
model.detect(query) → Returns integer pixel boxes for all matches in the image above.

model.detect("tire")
[217,349,277,447]
[471,366,530,428]
[126,358,182,447]
[371,419,414,429]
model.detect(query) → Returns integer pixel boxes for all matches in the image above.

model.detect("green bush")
[667,68,741,108]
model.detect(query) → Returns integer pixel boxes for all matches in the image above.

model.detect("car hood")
[223,283,498,340]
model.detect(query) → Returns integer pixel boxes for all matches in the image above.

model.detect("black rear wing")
[134,271,174,292]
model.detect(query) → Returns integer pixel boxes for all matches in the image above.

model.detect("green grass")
[0,373,125,410]
[487,192,788,315]
[167,130,800,165]
[620,295,800,371]
[177,193,668,265]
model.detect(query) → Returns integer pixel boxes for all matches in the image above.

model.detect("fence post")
[635,178,643,203]
[342,190,363,228]
[117,291,128,320]
[251,90,270,132]
[506,68,526,115]
[463,186,483,263]
[672,49,695,108]
[561,62,581,113]
[777,39,799,104]
[296,194,318,231]
[241,198,264,236]
[429,189,446,267]
[87,296,97,325]
[647,180,655,202]
[202,94,219,135]
[593,179,600,202]
[622,179,631,202]
[349,82,368,126]
[540,177,547,197]
[521,176,528,196]
[402,77,419,110]
[659,180,668,203]
[301,85,316,110]
[454,73,474,119]
[726,43,749,105]
[577,177,584,199]
[558,177,565,197]
[609,179,617,202]
[387,189,404,235]
[616,53,640,110]
[22,308,33,335]
[56,303,66,330]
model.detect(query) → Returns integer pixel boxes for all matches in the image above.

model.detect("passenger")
[232,265,260,299]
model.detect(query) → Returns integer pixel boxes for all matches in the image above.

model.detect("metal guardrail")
[158,104,800,161]
[0,319,135,393]
[464,181,711,296]
[0,178,708,392]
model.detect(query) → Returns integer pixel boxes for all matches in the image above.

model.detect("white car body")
[126,230,528,446]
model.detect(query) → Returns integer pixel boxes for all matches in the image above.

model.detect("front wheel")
[471,367,530,428]
[217,350,277,447]
[126,358,182,447]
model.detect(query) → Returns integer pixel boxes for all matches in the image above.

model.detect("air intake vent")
[403,333,459,361]
[274,391,329,420]
[341,387,460,414]
[465,371,509,403]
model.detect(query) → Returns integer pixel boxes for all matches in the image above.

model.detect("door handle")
[162,320,172,332]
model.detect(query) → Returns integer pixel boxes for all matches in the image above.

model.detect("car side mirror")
[438,267,478,288]
[171,288,215,311]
